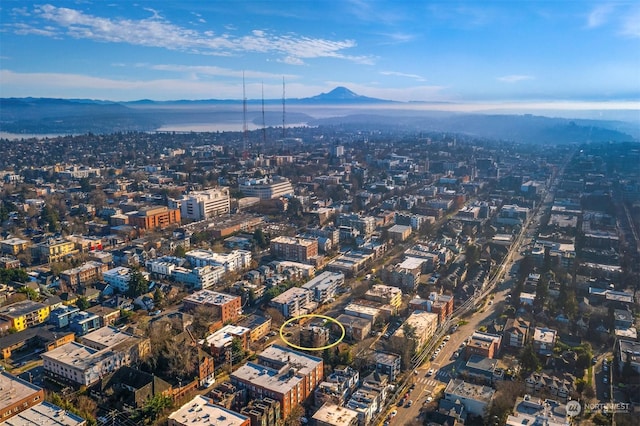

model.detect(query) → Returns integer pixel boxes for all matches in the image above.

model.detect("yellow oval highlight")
[279,314,345,351]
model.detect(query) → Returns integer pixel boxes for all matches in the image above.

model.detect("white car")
[426,396,433,403]
[427,368,435,376]
[444,335,451,341]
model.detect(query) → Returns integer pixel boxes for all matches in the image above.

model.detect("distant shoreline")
[0,122,312,140]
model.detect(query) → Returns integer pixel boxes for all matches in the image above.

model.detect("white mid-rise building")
[176,187,231,221]
[186,249,252,272]
[238,176,294,199]
[102,266,148,293]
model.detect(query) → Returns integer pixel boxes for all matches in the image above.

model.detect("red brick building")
[182,290,242,323]
[270,236,318,263]
[128,206,181,231]
[465,331,502,360]
[0,371,45,422]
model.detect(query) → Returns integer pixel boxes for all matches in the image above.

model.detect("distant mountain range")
[0,87,637,144]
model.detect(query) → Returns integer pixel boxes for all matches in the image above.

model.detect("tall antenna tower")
[242,71,248,157]
[282,77,286,139]
[261,81,267,149]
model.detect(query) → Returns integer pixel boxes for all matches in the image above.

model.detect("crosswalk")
[414,377,440,387]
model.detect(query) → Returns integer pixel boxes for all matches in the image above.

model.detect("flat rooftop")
[312,403,359,426]
[344,303,380,317]
[398,256,425,270]
[183,289,239,306]
[168,395,249,426]
[41,341,108,370]
[2,401,86,426]
[445,379,495,403]
[81,326,137,350]
[232,361,303,394]
[0,300,48,319]
[259,344,322,374]
[202,325,251,348]
[0,371,42,411]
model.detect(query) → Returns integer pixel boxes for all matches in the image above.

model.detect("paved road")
[392,277,516,425]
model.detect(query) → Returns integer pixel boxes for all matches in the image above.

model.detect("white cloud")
[620,7,640,37]
[0,69,296,101]
[149,64,298,80]
[19,4,373,64]
[380,71,426,82]
[497,75,535,83]
[587,4,614,29]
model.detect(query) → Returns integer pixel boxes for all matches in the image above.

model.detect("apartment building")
[231,344,323,418]
[375,352,402,382]
[176,187,231,220]
[465,331,502,360]
[127,206,181,231]
[391,311,439,350]
[183,290,242,323]
[270,236,319,263]
[409,292,455,324]
[200,324,250,356]
[42,341,126,387]
[103,266,150,293]
[239,398,281,426]
[1,237,29,255]
[168,395,250,426]
[0,371,45,422]
[496,205,529,226]
[238,176,294,199]
[532,327,557,355]
[364,284,402,310]
[173,265,225,290]
[313,403,359,426]
[32,238,78,263]
[503,318,530,350]
[235,314,272,342]
[1,400,86,426]
[270,287,314,318]
[0,300,50,332]
[60,261,109,287]
[336,214,377,237]
[301,271,344,304]
[186,249,252,272]
[443,379,495,417]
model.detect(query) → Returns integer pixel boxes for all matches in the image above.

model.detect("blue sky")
[1,1,639,107]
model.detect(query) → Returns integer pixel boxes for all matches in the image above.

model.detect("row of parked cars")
[430,335,451,361]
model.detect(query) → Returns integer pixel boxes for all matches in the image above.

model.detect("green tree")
[286,197,304,219]
[40,203,60,232]
[173,245,186,258]
[465,243,480,266]
[0,267,29,284]
[76,296,90,310]
[17,286,39,300]
[142,394,173,422]
[153,287,165,307]
[253,228,269,249]
[126,268,149,298]
[519,343,541,374]
[231,336,245,363]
